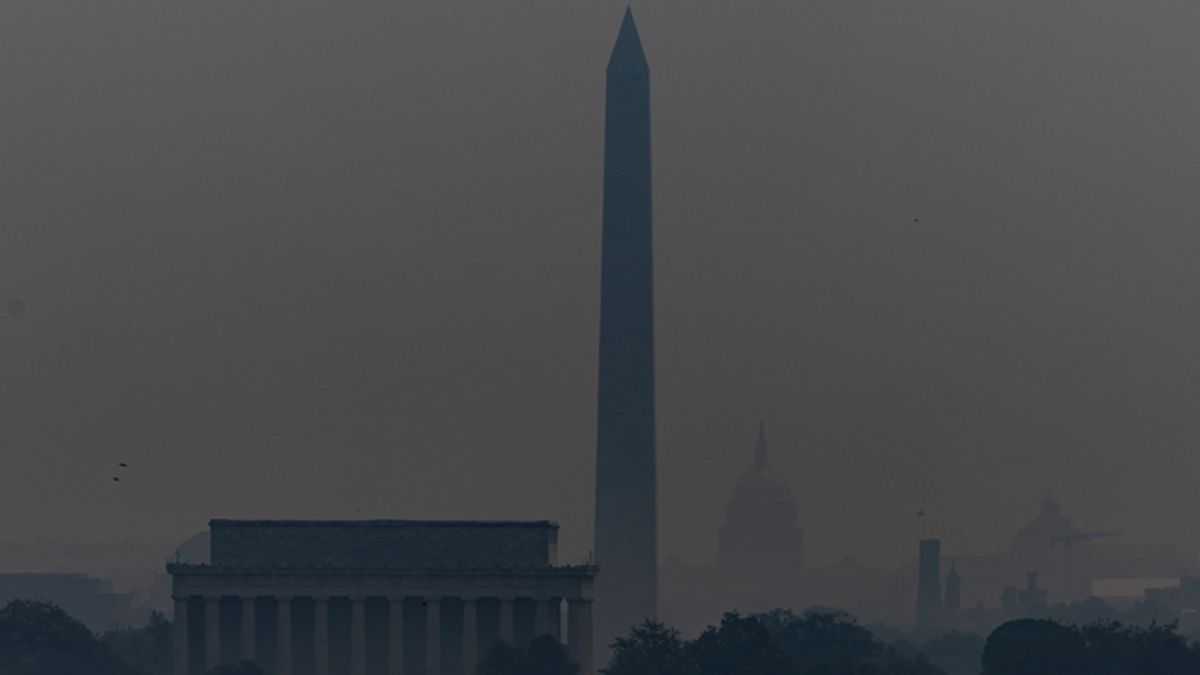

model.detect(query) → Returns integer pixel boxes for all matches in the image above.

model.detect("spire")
[755,420,769,469]
[944,557,962,620]
[609,7,648,72]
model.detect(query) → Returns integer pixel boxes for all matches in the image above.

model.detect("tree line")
[0,599,1198,675]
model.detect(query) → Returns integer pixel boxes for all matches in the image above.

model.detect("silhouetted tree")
[526,636,579,675]
[0,599,135,675]
[602,620,692,675]
[1122,598,1172,628]
[102,611,173,675]
[603,610,1200,675]
[982,617,1200,675]
[879,657,948,675]
[763,609,886,669]
[981,619,1085,675]
[476,636,577,675]
[760,609,944,675]
[1078,620,1200,675]
[687,613,792,675]
[477,641,525,675]
[206,662,264,675]
[918,631,984,675]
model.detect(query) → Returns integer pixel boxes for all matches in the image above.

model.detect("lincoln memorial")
[169,519,597,675]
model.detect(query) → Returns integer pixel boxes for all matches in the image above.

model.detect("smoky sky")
[3,0,1200,568]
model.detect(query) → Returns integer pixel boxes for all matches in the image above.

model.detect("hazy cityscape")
[5,2,1200,674]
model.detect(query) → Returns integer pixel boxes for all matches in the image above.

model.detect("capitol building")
[660,424,807,634]
[716,423,806,611]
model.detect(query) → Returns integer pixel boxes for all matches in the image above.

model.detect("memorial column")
[313,597,330,675]
[351,596,367,675]
[173,597,189,675]
[276,598,293,675]
[240,596,256,663]
[462,597,478,675]
[497,598,514,645]
[388,597,405,675]
[567,599,593,675]
[204,597,221,672]
[425,597,441,675]
[534,598,551,638]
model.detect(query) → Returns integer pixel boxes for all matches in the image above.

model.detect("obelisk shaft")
[594,7,657,659]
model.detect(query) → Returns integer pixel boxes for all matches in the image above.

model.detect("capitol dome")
[717,423,805,566]
[725,430,798,521]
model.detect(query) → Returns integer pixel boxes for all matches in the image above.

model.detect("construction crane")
[1051,530,1121,600]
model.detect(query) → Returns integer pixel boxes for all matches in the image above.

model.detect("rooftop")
[210,519,558,529]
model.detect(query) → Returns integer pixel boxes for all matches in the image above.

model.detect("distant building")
[1002,571,1048,617]
[0,572,133,631]
[1090,577,1182,609]
[1144,577,1200,617]
[174,531,210,565]
[667,492,1198,632]
[0,539,176,614]
[915,539,943,630]
[715,423,805,613]
[169,519,597,675]
[944,561,961,625]
[1020,571,1048,610]
[659,424,807,634]
[950,497,1189,610]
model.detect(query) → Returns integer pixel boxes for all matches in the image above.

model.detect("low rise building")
[169,519,597,675]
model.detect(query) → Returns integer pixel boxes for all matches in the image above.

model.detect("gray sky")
[3,0,1200,568]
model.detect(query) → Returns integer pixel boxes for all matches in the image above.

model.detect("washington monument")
[594,7,657,651]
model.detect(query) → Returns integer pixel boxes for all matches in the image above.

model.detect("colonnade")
[173,594,593,675]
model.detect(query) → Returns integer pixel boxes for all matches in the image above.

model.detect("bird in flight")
[119,463,128,468]
[112,477,120,482]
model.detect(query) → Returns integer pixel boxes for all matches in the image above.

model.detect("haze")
[3,0,1200,569]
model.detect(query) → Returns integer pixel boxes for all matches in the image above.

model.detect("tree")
[206,662,264,675]
[761,609,945,675]
[477,641,525,675]
[102,611,173,675]
[687,613,791,675]
[0,599,135,675]
[879,656,949,675]
[982,618,1200,675]
[1078,620,1200,675]
[981,619,1085,675]
[477,636,577,675]
[525,636,580,675]
[919,631,984,675]
[766,609,886,671]
[602,620,692,675]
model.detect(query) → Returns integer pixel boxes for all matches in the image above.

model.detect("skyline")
[4,0,1200,572]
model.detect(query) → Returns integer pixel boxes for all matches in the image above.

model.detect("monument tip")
[609,6,647,70]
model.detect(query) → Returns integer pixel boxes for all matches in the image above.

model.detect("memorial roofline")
[167,563,598,576]
[209,519,559,529]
